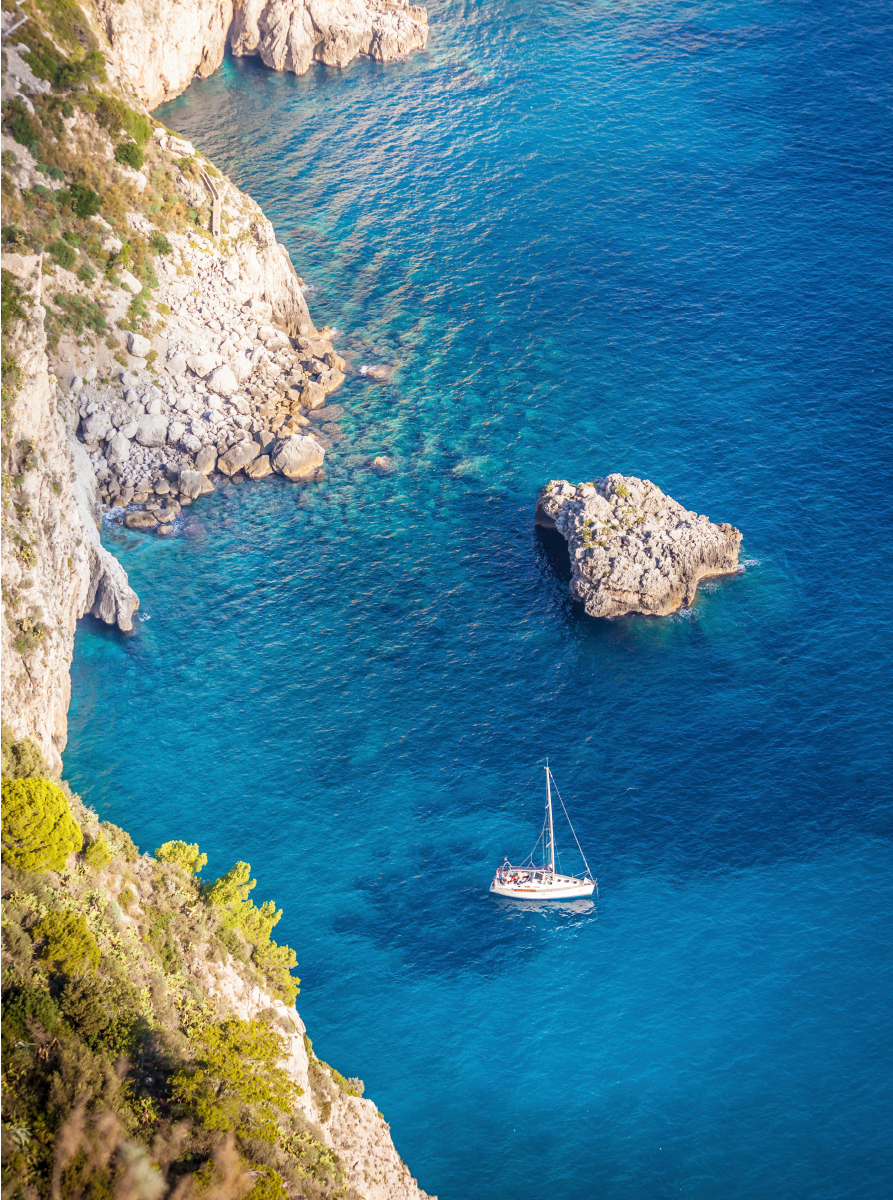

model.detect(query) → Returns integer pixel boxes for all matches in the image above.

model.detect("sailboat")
[490,762,597,900]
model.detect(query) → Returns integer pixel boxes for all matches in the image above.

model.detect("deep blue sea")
[64,0,893,1195]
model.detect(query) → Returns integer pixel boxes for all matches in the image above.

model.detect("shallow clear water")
[64,0,893,1194]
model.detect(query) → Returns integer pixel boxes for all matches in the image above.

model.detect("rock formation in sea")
[536,474,742,618]
[92,0,429,107]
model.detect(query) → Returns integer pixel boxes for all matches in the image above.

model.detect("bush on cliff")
[1,776,83,872]
[115,140,144,170]
[171,1018,297,1141]
[34,910,100,975]
[0,734,335,1197]
[205,861,300,1003]
[1,721,48,778]
[155,838,207,874]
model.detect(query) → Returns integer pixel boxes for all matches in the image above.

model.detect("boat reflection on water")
[490,895,596,917]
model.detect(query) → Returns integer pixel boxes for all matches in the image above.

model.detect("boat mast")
[546,760,555,873]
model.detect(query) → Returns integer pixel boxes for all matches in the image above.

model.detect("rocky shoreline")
[0,0,432,1192]
[51,128,350,531]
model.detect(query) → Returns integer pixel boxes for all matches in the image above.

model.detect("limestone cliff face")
[93,0,234,109]
[95,0,427,108]
[194,955,431,1199]
[0,255,138,771]
[230,0,428,77]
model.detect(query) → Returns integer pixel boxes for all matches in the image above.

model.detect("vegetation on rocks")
[0,731,350,1199]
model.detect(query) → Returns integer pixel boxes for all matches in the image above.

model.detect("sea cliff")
[1,1,431,1194]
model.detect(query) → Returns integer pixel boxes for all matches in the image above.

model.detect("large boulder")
[178,469,215,499]
[134,415,169,448]
[301,381,326,409]
[127,332,152,358]
[246,454,272,480]
[124,511,158,530]
[187,352,218,378]
[195,445,217,474]
[106,431,132,465]
[168,420,186,443]
[206,364,239,397]
[231,353,253,384]
[81,410,111,442]
[135,414,168,447]
[535,474,742,618]
[218,439,260,475]
[271,434,325,481]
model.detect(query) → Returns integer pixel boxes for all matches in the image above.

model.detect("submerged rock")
[535,473,742,618]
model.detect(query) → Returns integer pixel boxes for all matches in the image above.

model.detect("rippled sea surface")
[65,0,893,1194]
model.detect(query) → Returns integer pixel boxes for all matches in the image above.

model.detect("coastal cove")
[57,0,893,1198]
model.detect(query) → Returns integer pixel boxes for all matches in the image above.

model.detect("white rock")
[106,432,132,465]
[146,398,164,415]
[128,332,152,358]
[82,410,111,442]
[167,420,186,442]
[178,468,214,498]
[135,414,168,447]
[187,352,218,378]
[119,269,143,294]
[180,432,203,453]
[218,439,260,475]
[535,474,742,618]
[206,364,239,396]
[121,421,138,439]
[271,434,325,481]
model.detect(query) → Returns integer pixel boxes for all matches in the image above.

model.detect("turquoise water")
[64,0,893,1194]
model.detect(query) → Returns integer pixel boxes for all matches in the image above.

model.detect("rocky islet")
[536,473,742,618]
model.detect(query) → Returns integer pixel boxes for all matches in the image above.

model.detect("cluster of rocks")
[55,155,362,532]
[94,0,429,109]
[535,473,742,618]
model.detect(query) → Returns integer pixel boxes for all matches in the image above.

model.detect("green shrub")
[34,911,100,976]
[50,293,107,336]
[100,822,138,862]
[2,224,28,250]
[1,777,82,871]
[68,183,101,219]
[205,862,281,943]
[150,231,173,255]
[77,261,96,285]
[155,840,207,875]
[2,979,63,1047]
[1,269,29,335]
[1,724,49,779]
[84,832,111,869]
[246,1170,289,1200]
[115,141,144,171]
[62,230,81,247]
[48,239,77,270]
[171,1018,296,1140]
[4,100,41,152]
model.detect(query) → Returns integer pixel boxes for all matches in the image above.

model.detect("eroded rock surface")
[536,474,742,618]
[95,0,428,107]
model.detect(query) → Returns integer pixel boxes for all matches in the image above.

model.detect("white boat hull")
[490,875,595,900]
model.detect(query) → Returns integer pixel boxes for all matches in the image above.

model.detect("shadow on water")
[534,524,572,585]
